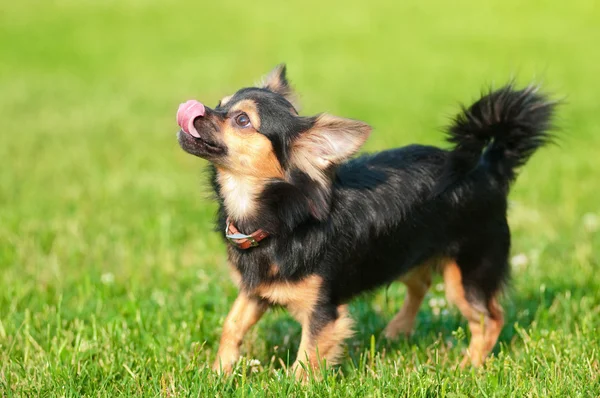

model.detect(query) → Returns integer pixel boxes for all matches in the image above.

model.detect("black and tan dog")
[176,65,555,377]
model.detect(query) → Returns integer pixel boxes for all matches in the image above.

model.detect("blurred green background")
[1,0,599,395]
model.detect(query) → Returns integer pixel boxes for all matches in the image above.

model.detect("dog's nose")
[177,100,205,138]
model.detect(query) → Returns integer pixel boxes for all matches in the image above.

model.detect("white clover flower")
[583,213,599,233]
[100,272,115,285]
[511,253,529,269]
[248,359,261,373]
[429,297,446,316]
[79,339,92,352]
[196,269,209,281]
[151,290,166,307]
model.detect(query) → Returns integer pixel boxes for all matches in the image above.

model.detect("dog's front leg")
[212,292,268,374]
[291,304,354,380]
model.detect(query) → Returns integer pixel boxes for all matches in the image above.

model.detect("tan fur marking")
[268,263,279,277]
[218,100,281,170]
[289,145,329,187]
[442,260,504,367]
[293,305,354,380]
[229,99,262,130]
[259,64,298,108]
[218,130,276,172]
[290,114,371,186]
[220,94,233,106]
[261,65,288,94]
[294,325,312,372]
[384,264,432,339]
[311,305,354,364]
[213,293,268,373]
[254,275,322,322]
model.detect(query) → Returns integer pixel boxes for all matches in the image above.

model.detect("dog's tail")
[435,84,557,194]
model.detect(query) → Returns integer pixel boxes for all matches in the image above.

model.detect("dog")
[176,65,555,377]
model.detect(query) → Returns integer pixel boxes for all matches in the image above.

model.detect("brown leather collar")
[225,218,269,250]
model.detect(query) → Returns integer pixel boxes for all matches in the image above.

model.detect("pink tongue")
[177,100,205,138]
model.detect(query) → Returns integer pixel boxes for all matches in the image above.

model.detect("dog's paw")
[459,352,485,369]
[212,356,237,375]
[289,360,318,383]
[383,320,414,340]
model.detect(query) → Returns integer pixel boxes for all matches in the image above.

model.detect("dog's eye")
[235,113,251,128]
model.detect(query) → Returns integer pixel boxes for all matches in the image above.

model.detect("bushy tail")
[437,84,557,193]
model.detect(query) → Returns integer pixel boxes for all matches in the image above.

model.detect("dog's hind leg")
[384,264,432,339]
[443,259,505,367]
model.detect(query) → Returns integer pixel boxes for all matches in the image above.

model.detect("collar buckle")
[225,220,261,249]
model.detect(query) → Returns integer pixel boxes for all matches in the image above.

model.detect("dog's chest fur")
[217,170,262,222]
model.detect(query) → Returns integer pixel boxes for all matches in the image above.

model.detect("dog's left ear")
[261,64,297,106]
[291,114,372,182]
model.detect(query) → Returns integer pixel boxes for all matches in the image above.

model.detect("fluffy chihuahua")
[176,65,555,378]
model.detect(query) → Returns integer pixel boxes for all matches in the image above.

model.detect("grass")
[1,0,599,396]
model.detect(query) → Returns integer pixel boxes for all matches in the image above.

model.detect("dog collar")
[225,218,269,249]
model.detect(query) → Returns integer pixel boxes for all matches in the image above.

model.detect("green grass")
[1,0,600,396]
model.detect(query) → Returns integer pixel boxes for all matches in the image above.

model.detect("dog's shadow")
[256,278,577,369]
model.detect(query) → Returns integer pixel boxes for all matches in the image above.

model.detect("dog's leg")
[384,265,432,339]
[212,292,268,373]
[292,304,354,380]
[443,260,504,367]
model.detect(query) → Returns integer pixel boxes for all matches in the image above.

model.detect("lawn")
[1,0,599,396]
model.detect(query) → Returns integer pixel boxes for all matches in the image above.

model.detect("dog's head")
[177,65,371,224]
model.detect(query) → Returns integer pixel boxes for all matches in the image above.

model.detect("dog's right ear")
[260,64,297,107]
[291,114,372,184]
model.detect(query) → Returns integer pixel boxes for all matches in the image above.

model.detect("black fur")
[210,85,555,301]
[435,84,556,194]
[179,77,556,366]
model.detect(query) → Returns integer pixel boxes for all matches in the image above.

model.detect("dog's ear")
[291,114,372,183]
[260,64,297,106]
